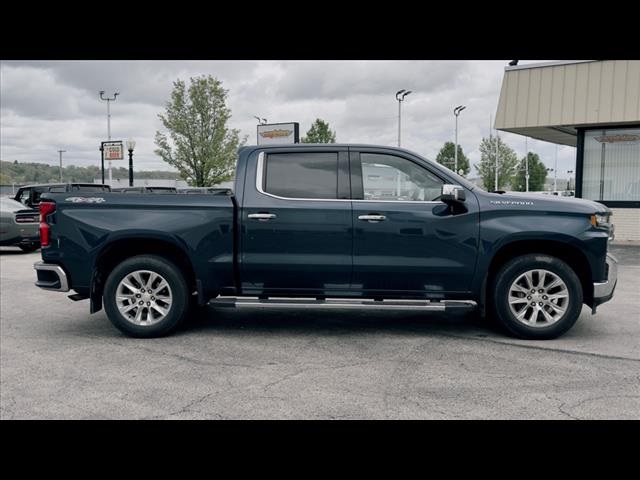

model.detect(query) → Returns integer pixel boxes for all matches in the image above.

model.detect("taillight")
[15,214,39,223]
[39,201,56,247]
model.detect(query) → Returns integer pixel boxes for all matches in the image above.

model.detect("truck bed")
[40,192,236,297]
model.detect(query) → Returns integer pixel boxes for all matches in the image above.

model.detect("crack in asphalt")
[142,392,217,420]
[93,338,258,370]
[559,394,640,421]
[262,368,312,391]
[431,332,640,363]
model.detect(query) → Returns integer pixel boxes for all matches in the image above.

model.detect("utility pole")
[99,91,119,186]
[57,150,66,182]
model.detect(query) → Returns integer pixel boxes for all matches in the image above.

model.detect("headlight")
[590,212,615,241]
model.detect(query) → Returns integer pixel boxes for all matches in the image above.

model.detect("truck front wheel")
[492,254,583,340]
[103,255,189,338]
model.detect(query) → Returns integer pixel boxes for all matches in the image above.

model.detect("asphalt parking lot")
[1,245,639,419]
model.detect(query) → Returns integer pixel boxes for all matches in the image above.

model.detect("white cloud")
[1,60,576,178]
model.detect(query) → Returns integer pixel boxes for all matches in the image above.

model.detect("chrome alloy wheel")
[508,269,569,328]
[116,270,173,326]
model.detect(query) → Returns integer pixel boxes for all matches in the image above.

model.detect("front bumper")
[34,262,70,292]
[592,253,617,312]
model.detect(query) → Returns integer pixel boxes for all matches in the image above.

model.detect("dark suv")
[15,183,111,209]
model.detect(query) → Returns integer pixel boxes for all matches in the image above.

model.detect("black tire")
[19,244,39,253]
[103,255,189,338]
[492,254,583,340]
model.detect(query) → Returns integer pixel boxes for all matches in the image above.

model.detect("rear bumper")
[592,253,617,310]
[34,262,70,292]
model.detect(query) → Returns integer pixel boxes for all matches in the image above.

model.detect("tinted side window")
[264,152,338,199]
[18,189,31,205]
[71,185,111,192]
[32,188,45,204]
[360,153,443,201]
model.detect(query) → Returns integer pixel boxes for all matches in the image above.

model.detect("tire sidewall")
[493,254,583,339]
[104,255,189,338]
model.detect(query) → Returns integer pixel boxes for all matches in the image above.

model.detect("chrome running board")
[210,297,477,312]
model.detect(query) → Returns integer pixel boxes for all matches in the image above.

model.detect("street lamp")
[554,145,558,192]
[254,116,267,143]
[524,137,529,192]
[99,90,120,186]
[395,89,412,147]
[126,139,136,187]
[567,170,574,191]
[57,149,66,182]
[453,105,466,173]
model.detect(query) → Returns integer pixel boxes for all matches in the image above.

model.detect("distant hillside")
[0,160,181,185]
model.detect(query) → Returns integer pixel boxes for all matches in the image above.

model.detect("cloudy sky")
[0,60,577,180]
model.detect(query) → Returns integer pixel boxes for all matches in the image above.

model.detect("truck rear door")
[240,147,352,295]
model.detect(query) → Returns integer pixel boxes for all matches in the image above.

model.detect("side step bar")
[210,297,477,312]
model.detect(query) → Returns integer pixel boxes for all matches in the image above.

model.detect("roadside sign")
[257,123,299,145]
[103,141,124,160]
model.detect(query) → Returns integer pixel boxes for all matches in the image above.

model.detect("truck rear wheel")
[103,255,189,338]
[492,254,583,340]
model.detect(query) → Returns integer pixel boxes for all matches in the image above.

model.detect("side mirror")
[441,184,466,203]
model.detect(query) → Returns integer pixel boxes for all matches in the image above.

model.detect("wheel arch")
[481,239,593,312]
[90,236,199,313]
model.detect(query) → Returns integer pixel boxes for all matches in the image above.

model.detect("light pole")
[126,138,136,187]
[254,116,267,143]
[554,144,558,192]
[396,89,412,147]
[453,105,466,173]
[99,90,120,186]
[524,137,529,192]
[57,150,66,182]
[494,132,500,192]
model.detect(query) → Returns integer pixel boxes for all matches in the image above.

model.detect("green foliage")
[301,118,336,143]
[154,75,245,187]
[512,152,548,192]
[0,161,181,185]
[474,136,518,191]
[435,141,470,176]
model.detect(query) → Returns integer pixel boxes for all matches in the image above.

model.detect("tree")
[512,152,548,192]
[474,136,518,191]
[154,75,245,187]
[301,118,336,143]
[435,141,470,176]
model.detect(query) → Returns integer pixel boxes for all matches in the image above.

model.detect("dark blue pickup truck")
[33,144,617,339]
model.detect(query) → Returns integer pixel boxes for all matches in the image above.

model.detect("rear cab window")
[262,152,339,199]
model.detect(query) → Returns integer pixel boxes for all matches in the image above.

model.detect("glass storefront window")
[582,127,640,201]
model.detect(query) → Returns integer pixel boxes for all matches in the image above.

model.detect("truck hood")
[480,191,609,215]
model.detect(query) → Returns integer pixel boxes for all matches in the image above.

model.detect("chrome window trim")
[255,151,442,204]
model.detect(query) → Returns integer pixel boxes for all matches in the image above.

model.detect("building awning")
[494,60,640,146]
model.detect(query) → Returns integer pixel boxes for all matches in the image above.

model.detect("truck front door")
[349,149,479,295]
[241,148,352,295]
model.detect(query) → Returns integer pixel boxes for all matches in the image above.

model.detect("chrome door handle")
[358,214,386,222]
[248,213,277,221]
